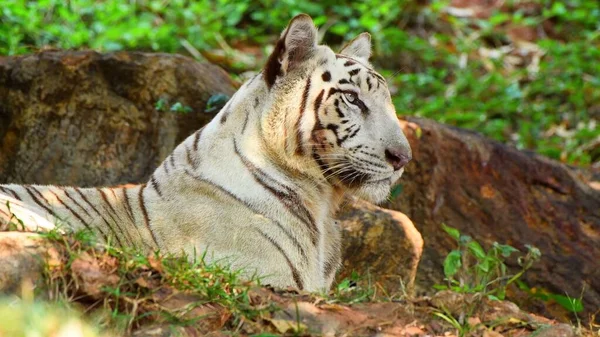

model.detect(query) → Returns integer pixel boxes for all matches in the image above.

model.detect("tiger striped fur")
[0,14,412,292]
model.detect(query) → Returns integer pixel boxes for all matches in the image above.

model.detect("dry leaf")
[268,318,307,334]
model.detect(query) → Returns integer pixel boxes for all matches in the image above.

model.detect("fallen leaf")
[268,318,307,334]
[483,330,505,337]
[147,255,164,273]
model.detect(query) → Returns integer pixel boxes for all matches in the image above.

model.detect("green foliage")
[436,224,542,302]
[516,280,584,314]
[331,270,376,304]
[432,308,473,337]
[1,0,598,164]
[155,98,192,114]
[40,229,269,333]
[205,93,231,113]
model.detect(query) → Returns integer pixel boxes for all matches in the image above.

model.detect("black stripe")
[193,127,203,152]
[138,184,160,249]
[183,169,308,261]
[233,140,318,245]
[347,126,361,139]
[62,188,92,218]
[334,100,345,118]
[348,68,360,76]
[97,188,127,247]
[369,70,386,84]
[312,152,329,176]
[242,108,250,134]
[343,60,355,67]
[255,228,303,290]
[295,77,311,156]
[150,175,163,197]
[314,90,324,113]
[321,71,331,82]
[24,186,61,222]
[366,77,373,91]
[169,154,176,171]
[0,186,21,200]
[122,187,147,249]
[327,87,342,99]
[73,188,112,244]
[163,160,170,175]
[121,187,136,223]
[109,188,138,247]
[185,145,197,170]
[48,190,93,232]
[338,79,349,85]
[220,106,231,124]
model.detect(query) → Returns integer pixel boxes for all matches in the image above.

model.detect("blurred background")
[1,0,598,166]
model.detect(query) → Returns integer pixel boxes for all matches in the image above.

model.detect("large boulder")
[0,51,237,186]
[390,118,600,321]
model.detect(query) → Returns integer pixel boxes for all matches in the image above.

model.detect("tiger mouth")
[336,168,390,187]
[337,168,371,187]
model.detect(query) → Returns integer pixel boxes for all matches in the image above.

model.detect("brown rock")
[338,197,423,295]
[0,232,60,293]
[531,324,575,337]
[70,252,120,298]
[0,51,236,186]
[387,117,600,322]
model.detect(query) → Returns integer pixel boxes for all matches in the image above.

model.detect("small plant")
[205,93,231,113]
[330,270,375,304]
[432,307,474,337]
[155,98,193,114]
[4,200,26,231]
[435,224,541,301]
[516,280,584,314]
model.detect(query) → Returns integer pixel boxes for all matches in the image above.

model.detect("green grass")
[1,0,598,164]
[35,227,273,335]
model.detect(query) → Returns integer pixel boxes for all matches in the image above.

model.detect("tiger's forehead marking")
[332,54,387,88]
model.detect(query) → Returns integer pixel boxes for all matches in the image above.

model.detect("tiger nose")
[385,147,412,171]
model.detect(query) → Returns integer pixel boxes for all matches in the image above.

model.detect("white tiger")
[0,14,412,292]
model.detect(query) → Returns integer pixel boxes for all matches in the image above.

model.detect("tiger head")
[262,14,412,204]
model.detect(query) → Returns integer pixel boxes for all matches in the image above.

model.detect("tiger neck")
[222,73,345,221]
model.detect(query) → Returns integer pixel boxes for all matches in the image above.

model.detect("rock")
[387,118,600,322]
[338,197,423,294]
[0,51,237,186]
[532,324,575,337]
[0,232,59,293]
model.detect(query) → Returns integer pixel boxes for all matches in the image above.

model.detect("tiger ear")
[339,33,372,61]
[263,14,318,88]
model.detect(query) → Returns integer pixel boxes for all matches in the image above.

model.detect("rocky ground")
[0,231,592,337]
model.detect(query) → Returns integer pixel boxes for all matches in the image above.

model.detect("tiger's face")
[263,14,411,203]
[309,52,411,203]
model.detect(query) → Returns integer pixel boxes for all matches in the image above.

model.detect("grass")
[0,0,598,165]
[2,223,597,335]
[16,226,385,335]
[33,227,273,335]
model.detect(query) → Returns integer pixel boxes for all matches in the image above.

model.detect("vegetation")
[436,224,583,314]
[1,0,598,164]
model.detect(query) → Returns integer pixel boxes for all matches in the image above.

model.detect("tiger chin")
[0,14,411,293]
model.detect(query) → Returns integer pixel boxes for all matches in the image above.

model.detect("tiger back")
[0,14,412,292]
